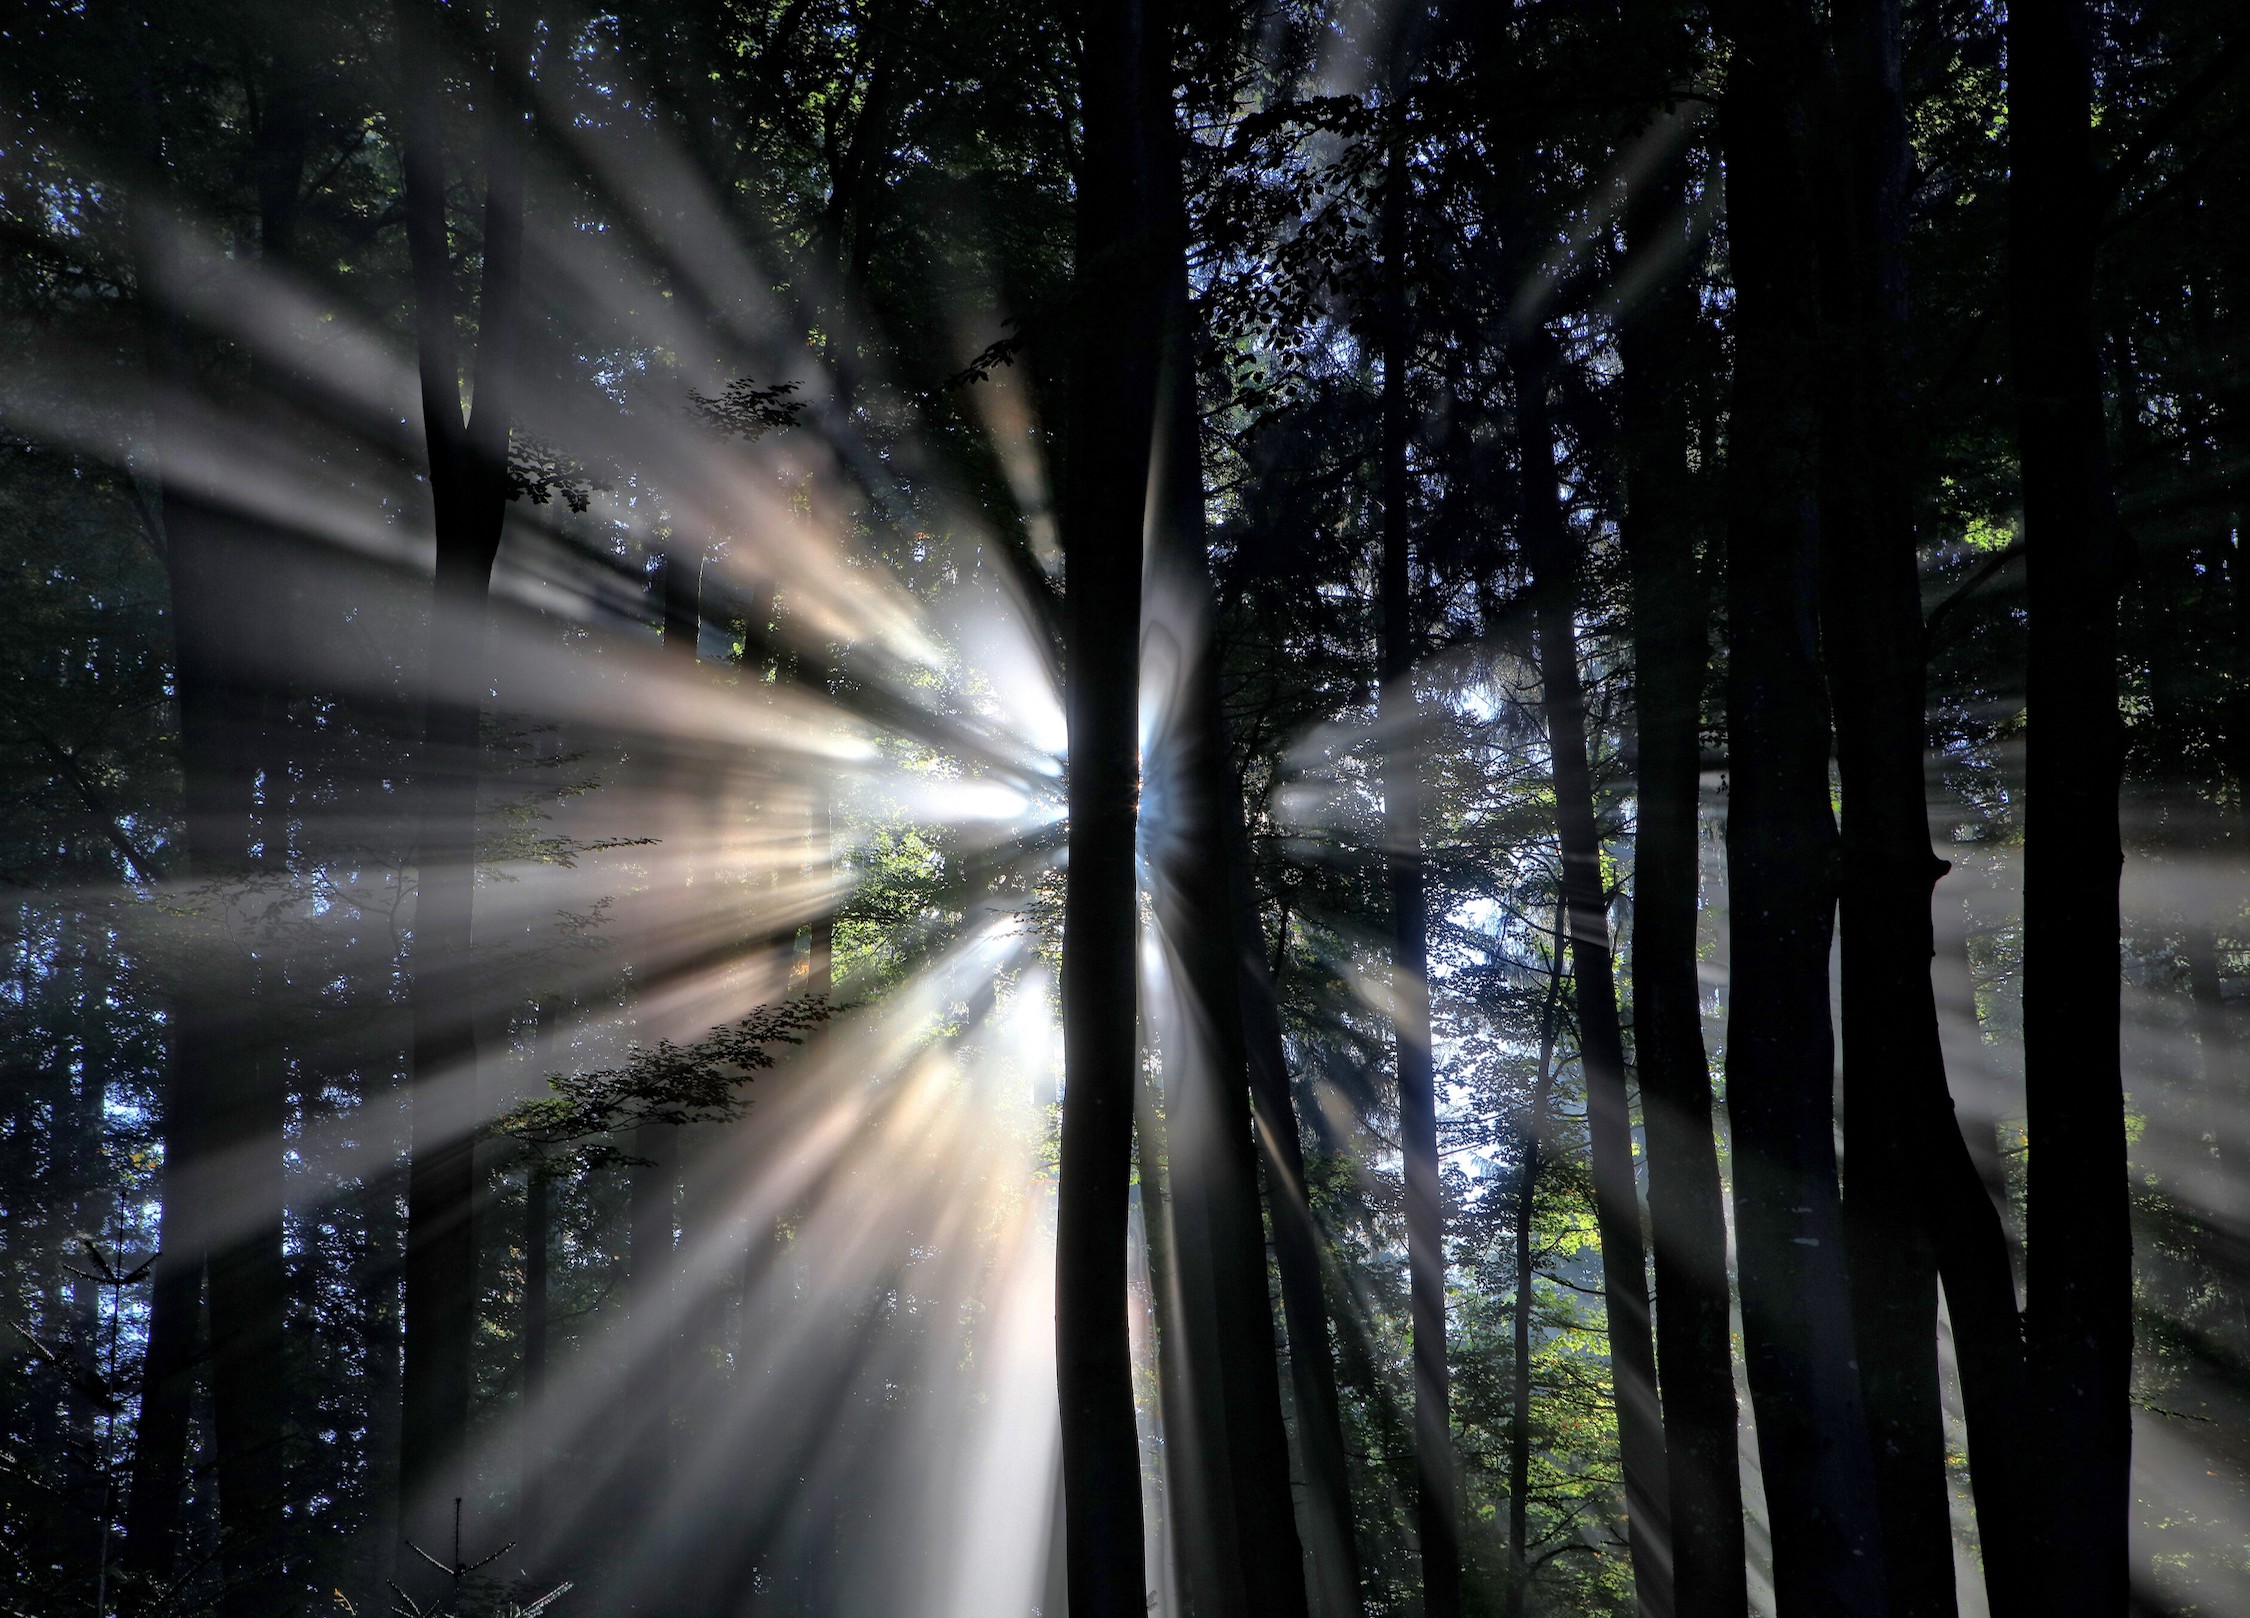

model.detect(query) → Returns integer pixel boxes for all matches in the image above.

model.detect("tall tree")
[1233,837,1362,1618]
[129,495,288,1616]
[1712,0,1890,1609]
[1513,327,1672,1618]
[1506,923,1565,1618]
[1617,107,1749,1618]
[1377,72,1460,1618]
[1142,43,1313,1614]
[393,0,532,1558]
[122,70,307,1601]
[1054,0,1163,1609]
[2008,0,2133,1609]
[204,83,313,1617]
[622,546,700,1588]
[516,1006,555,1566]
[1813,1,2032,1610]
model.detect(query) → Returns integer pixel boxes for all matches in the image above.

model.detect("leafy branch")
[504,434,606,515]
[689,377,805,442]
[495,998,832,1172]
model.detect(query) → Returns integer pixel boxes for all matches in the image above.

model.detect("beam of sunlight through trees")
[4,2,2248,1618]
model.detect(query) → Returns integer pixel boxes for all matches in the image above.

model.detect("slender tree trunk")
[206,1016,289,1618]
[627,546,700,1518]
[357,1148,407,1599]
[1054,0,1163,1608]
[67,950,118,1605]
[139,495,291,1618]
[1233,846,1362,1618]
[1813,4,2033,1612]
[129,399,278,1618]
[1713,1,1890,1610]
[394,0,531,1559]
[2231,513,2250,917]
[2222,513,2250,1342]
[200,108,308,1612]
[1514,330,1673,1618]
[1377,92,1459,1618]
[518,1157,549,1560]
[2136,481,2236,1235]
[121,1120,200,1611]
[2163,510,2233,1208]
[1137,1058,1229,1616]
[1617,112,1748,1618]
[211,543,292,1618]
[2007,2,2132,1608]
[1140,75,1311,1618]
[123,106,305,1610]
[1507,929,1564,1618]
[2171,809,2247,1343]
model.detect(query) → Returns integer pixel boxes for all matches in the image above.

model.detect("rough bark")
[1617,113,1748,1618]
[1054,0,1163,1608]
[1514,329,1673,1618]
[1713,0,1891,1609]
[2007,1,2133,1608]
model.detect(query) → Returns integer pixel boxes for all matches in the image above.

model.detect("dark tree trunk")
[122,89,309,1608]
[1377,93,1459,1618]
[624,549,701,1592]
[120,1027,202,1610]
[136,497,291,1618]
[212,548,293,1618]
[2007,1,2132,1609]
[1617,111,1748,1618]
[1138,1065,1231,1616]
[393,0,531,1559]
[626,546,700,1527]
[2150,539,2249,1342]
[519,1153,549,1557]
[1813,3,2033,1612]
[1712,1,1891,1610]
[1054,0,1163,1609]
[357,1153,407,1598]
[205,1018,289,1618]
[1139,64,1311,1618]
[515,999,555,1566]
[2222,515,2250,1334]
[1233,842,1362,1618]
[1514,330,1673,1618]
[2232,515,2250,902]
[1506,930,1565,1618]
[127,336,289,1618]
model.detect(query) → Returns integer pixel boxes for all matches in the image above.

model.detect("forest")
[1,0,2245,1614]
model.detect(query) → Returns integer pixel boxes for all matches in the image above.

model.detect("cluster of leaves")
[496,998,832,1171]
[687,378,806,443]
[504,435,607,515]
